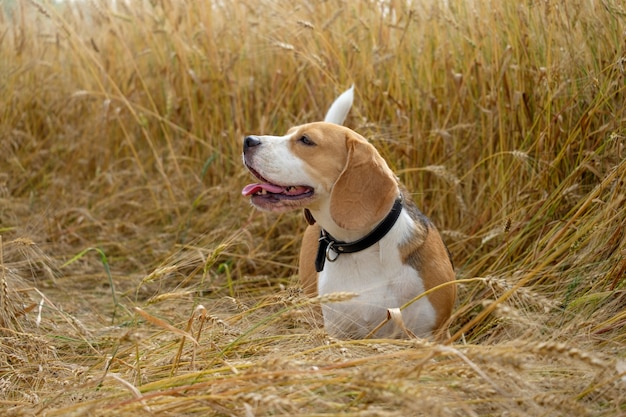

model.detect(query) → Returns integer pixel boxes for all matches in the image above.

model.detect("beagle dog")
[242,87,456,339]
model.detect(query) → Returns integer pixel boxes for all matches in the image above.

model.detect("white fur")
[245,132,313,187]
[324,85,354,125]
[318,210,437,339]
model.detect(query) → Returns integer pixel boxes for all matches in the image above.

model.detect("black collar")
[314,196,403,272]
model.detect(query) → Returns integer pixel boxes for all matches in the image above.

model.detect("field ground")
[1,0,625,415]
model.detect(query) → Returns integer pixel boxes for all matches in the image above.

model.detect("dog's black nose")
[243,136,261,151]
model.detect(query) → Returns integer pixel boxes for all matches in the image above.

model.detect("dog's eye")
[298,135,315,146]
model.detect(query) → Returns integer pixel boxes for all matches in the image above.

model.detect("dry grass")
[1,0,625,415]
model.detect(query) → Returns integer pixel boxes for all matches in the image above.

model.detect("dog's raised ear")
[324,85,354,125]
[329,132,398,231]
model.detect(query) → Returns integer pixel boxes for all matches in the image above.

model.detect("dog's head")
[242,123,398,232]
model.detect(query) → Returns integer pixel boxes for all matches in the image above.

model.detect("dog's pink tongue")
[242,183,284,196]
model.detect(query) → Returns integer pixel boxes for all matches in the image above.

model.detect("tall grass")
[0,0,625,415]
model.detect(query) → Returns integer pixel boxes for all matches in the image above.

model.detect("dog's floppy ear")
[330,132,398,231]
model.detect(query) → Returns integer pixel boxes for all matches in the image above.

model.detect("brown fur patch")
[299,224,321,297]
[328,132,398,230]
[399,198,456,332]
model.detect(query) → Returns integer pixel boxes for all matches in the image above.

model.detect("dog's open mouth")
[242,183,313,198]
[242,166,314,201]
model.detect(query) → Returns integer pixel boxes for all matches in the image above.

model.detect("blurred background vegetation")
[0,0,624,415]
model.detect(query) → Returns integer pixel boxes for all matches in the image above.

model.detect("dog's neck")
[306,195,401,243]
[308,196,404,272]
[307,206,365,243]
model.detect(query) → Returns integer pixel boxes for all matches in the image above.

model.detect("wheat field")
[1,0,625,415]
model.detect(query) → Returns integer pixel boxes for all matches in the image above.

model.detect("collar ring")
[325,244,340,263]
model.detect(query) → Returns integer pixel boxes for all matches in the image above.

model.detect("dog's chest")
[319,244,417,303]
[317,216,436,338]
